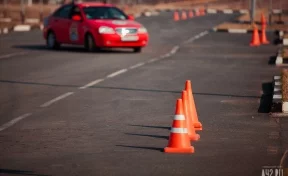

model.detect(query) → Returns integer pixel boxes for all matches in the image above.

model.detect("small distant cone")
[185,80,203,131]
[195,9,200,16]
[201,8,206,16]
[188,10,194,18]
[260,25,269,44]
[250,25,261,46]
[182,90,200,141]
[164,99,194,154]
[181,10,187,20]
[174,11,180,21]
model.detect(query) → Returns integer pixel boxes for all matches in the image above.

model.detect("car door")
[67,5,86,44]
[51,4,73,43]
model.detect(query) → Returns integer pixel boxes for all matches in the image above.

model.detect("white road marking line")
[107,69,127,78]
[182,30,209,44]
[40,92,74,108]
[0,52,29,60]
[228,29,247,33]
[0,113,32,132]
[129,62,145,69]
[79,79,104,89]
[170,45,179,54]
[147,58,160,63]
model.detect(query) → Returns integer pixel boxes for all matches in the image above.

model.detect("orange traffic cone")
[185,80,203,131]
[182,90,200,141]
[164,99,194,154]
[174,11,180,21]
[181,10,187,20]
[250,25,261,46]
[201,8,206,16]
[260,25,269,44]
[188,10,194,18]
[195,9,200,16]
[261,13,267,26]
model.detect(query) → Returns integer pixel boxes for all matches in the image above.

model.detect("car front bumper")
[96,33,149,48]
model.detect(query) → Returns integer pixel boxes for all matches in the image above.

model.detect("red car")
[43,2,149,53]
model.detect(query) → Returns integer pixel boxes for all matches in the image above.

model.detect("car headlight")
[98,26,115,34]
[138,27,147,33]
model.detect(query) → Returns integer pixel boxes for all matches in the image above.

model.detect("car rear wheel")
[133,47,142,53]
[85,34,100,52]
[46,31,60,49]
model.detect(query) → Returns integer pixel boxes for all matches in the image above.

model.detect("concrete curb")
[272,75,283,113]
[272,75,288,113]
[212,28,276,33]
[275,47,285,65]
[284,38,288,46]
[275,45,288,66]
[206,9,283,15]
[0,24,43,34]
[206,9,249,14]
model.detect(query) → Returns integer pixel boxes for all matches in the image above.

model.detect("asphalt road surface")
[0,12,284,176]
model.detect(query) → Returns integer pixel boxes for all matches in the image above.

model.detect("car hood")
[92,19,143,28]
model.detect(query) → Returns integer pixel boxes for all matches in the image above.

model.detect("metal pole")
[20,0,25,24]
[40,0,43,22]
[268,0,272,25]
[250,0,256,25]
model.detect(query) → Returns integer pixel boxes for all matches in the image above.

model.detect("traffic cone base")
[189,133,200,141]
[194,122,202,129]
[164,146,194,153]
[261,27,270,44]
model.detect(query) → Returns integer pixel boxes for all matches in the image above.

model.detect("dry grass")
[0,4,59,23]
[237,9,288,23]
[122,0,218,15]
[282,69,288,102]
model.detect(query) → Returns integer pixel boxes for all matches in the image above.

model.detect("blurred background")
[0,0,287,26]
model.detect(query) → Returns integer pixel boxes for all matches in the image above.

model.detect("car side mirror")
[72,15,82,21]
[128,15,134,20]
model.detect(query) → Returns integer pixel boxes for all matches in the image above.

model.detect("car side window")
[70,6,82,18]
[53,5,73,19]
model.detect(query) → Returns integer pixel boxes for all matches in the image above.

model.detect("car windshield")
[83,6,128,20]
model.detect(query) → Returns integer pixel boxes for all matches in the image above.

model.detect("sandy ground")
[237,10,288,24]
[215,22,288,32]
[282,69,288,101]
[283,47,288,58]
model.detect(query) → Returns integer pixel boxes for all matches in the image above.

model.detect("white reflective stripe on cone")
[171,128,188,134]
[174,114,185,120]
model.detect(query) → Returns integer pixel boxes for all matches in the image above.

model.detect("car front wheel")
[133,47,142,53]
[46,31,60,49]
[85,34,100,52]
